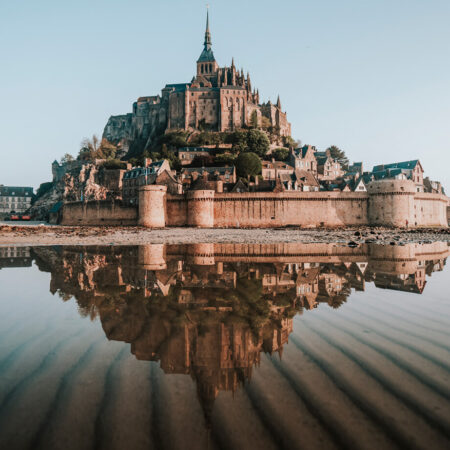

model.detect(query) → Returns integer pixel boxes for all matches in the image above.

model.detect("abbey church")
[103,11,291,146]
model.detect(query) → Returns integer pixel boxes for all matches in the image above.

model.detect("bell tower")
[197,8,218,78]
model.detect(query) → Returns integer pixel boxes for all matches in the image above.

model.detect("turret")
[276,95,281,109]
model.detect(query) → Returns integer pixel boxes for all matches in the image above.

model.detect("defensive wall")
[61,179,448,228]
[138,241,449,275]
[61,200,137,226]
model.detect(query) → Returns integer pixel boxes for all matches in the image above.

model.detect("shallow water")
[0,242,449,450]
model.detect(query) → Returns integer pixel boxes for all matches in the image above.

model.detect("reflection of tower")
[188,243,215,266]
[138,244,167,270]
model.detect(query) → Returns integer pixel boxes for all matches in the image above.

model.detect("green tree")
[272,148,289,161]
[250,110,259,128]
[215,153,237,165]
[235,152,262,178]
[78,135,118,161]
[228,130,248,154]
[282,135,297,148]
[326,145,349,169]
[246,129,270,157]
[60,153,74,164]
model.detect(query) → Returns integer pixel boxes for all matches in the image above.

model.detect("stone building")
[288,145,318,175]
[180,166,236,188]
[372,160,424,192]
[0,186,33,216]
[316,151,345,180]
[103,11,291,148]
[177,147,215,165]
[122,159,180,205]
[261,160,294,180]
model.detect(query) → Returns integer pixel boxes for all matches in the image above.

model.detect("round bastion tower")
[187,179,215,227]
[367,179,416,227]
[138,185,167,228]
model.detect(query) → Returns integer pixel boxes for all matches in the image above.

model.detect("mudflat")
[0,224,449,246]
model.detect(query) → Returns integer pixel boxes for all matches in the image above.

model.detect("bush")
[215,153,237,165]
[101,159,128,170]
[235,152,262,178]
[272,148,289,161]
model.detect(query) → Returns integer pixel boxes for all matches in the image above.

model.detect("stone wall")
[60,180,448,229]
[61,200,137,226]
[414,194,448,227]
[213,191,368,228]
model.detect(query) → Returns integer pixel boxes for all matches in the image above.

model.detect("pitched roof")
[261,161,293,170]
[178,147,215,153]
[0,186,33,196]
[181,166,235,175]
[294,170,319,186]
[372,160,420,172]
[293,145,316,158]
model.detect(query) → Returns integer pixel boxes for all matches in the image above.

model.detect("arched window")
[209,63,212,72]
[201,65,204,74]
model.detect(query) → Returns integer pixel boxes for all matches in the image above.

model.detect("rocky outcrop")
[29,163,125,220]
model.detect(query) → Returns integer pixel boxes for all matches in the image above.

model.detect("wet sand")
[0,224,449,246]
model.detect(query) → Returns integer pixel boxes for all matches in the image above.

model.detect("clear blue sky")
[1,0,449,191]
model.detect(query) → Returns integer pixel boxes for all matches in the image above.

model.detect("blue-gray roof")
[197,48,216,63]
[0,186,33,197]
[373,160,420,172]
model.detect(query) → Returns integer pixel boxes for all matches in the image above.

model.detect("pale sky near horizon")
[1,0,449,191]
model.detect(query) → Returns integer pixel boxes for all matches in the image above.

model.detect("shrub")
[101,159,128,170]
[272,148,289,161]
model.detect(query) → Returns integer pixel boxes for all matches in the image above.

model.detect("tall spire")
[204,6,212,50]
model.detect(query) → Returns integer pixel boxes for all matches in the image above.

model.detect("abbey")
[103,11,291,146]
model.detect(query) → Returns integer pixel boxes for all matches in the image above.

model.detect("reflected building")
[29,241,448,421]
[0,246,32,269]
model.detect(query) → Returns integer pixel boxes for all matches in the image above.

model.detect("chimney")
[216,180,223,193]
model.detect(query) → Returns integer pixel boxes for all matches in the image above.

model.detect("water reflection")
[1,242,449,449]
[26,243,447,417]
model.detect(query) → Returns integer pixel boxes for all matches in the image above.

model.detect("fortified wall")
[61,180,448,228]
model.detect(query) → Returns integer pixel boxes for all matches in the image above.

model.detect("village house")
[424,177,444,195]
[315,151,345,181]
[372,160,424,192]
[122,159,180,205]
[261,160,294,180]
[177,147,215,165]
[279,170,320,192]
[0,186,33,217]
[180,165,236,188]
[288,145,318,175]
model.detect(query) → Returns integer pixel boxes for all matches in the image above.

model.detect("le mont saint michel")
[13,11,448,230]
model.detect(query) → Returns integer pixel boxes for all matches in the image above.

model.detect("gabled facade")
[261,160,294,180]
[316,153,344,181]
[288,145,318,175]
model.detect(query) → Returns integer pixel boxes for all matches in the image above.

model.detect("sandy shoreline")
[0,224,449,246]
